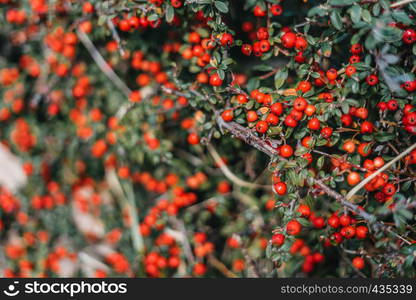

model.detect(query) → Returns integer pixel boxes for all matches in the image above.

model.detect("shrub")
[0,0,416,278]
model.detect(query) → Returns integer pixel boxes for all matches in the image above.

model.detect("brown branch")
[216,114,379,226]
[106,19,126,57]
[207,143,272,190]
[241,248,261,278]
[208,255,238,278]
[390,0,416,8]
[77,28,131,97]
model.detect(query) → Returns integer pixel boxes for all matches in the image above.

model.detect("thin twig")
[208,255,238,278]
[77,28,131,97]
[168,217,196,265]
[106,170,144,254]
[346,142,416,201]
[106,19,126,56]
[390,0,416,8]
[241,248,261,278]
[207,143,272,190]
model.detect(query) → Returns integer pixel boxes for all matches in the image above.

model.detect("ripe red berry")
[382,183,396,196]
[259,40,270,52]
[350,43,362,54]
[312,216,326,229]
[349,55,361,64]
[295,51,306,63]
[326,68,337,81]
[387,99,398,111]
[253,5,266,17]
[297,204,311,217]
[241,44,252,56]
[246,110,258,122]
[271,102,284,115]
[294,97,307,111]
[347,172,361,186]
[221,110,233,122]
[352,257,365,269]
[187,133,199,145]
[274,182,287,196]
[328,215,340,228]
[345,65,356,77]
[255,120,269,134]
[307,118,321,130]
[236,94,248,104]
[402,28,416,44]
[220,33,233,46]
[256,27,269,40]
[366,74,379,86]
[339,214,351,227]
[270,4,283,16]
[265,113,279,125]
[320,127,333,138]
[286,220,302,235]
[297,81,312,93]
[295,36,308,51]
[271,233,285,246]
[360,121,374,134]
[171,0,183,8]
[209,73,223,86]
[280,144,293,158]
[281,32,297,48]
[356,226,368,239]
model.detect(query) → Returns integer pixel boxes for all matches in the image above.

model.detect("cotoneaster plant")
[0,0,416,278]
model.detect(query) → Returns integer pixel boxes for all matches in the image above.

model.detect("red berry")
[328,215,340,228]
[255,120,269,134]
[308,118,321,130]
[350,43,362,54]
[274,182,287,196]
[256,27,269,40]
[280,144,293,158]
[286,220,302,235]
[352,257,365,269]
[402,29,416,44]
[241,44,252,56]
[253,5,266,17]
[220,33,233,46]
[366,74,379,86]
[221,110,233,122]
[209,73,223,86]
[345,65,356,77]
[270,4,283,16]
[356,226,368,239]
[295,36,308,51]
[271,233,285,246]
[281,32,297,48]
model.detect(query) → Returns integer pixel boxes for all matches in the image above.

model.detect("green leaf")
[375,132,395,142]
[214,1,229,13]
[147,14,159,22]
[329,0,357,5]
[392,10,413,25]
[361,9,372,23]
[374,26,403,43]
[330,11,343,30]
[317,156,325,170]
[247,77,260,92]
[165,5,174,23]
[217,69,225,80]
[253,64,274,72]
[274,67,288,90]
[321,42,332,57]
[350,5,362,24]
